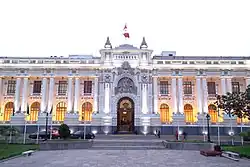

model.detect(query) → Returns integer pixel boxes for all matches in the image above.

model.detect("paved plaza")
[1,149,249,167]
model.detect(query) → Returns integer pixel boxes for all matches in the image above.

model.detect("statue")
[117,61,134,75]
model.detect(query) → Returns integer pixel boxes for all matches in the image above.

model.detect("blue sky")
[0,0,250,57]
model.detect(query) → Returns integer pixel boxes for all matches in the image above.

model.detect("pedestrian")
[183,131,187,140]
[157,129,161,138]
[175,130,178,141]
[155,129,158,137]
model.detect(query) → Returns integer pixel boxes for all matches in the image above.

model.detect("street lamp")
[45,112,49,141]
[206,113,211,142]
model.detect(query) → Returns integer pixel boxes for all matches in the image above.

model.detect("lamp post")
[45,112,49,141]
[217,107,220,145]
[206,113,211,142]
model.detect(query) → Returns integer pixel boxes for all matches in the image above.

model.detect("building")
[0,37,249,135]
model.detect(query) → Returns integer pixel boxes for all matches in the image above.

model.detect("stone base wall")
[162,141,215,150]
[3,125,249,136]
[39,140,93,150]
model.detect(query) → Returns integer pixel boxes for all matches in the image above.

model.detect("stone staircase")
[91,135,165,150]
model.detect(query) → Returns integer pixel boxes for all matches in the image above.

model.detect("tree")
[0,126,20,141]
[215,91,250,120]
[58,124,70,139]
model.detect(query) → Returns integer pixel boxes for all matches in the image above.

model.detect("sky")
[0,0,250,57]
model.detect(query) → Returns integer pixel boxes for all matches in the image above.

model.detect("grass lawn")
[0,144,39,160]
[223,145,250,158]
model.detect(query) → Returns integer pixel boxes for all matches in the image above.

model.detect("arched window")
[82,102,92,121]
[29,102,40,121]
[184,104,194,123]
[4,102,14,121]
[237,116,249,124]
[208,104,217,124]
[56,102,66,122]
[160,104,170,123]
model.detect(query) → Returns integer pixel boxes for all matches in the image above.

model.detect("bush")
[58,124,70,139]
[239,131,250,141]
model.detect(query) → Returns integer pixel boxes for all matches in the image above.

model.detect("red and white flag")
[123,24,130,38]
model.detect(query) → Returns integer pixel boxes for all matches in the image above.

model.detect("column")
[40,77,48,112]
[220,77,226,95]
[141,83,148,114]
[202,77,208,113]
[47,77,54,112]
[153,77,158,114]
[93,77,98,113]
[67,77,73,113]
[171,77,177,114]
[14,77,21,112]
[104,83,110,114]
[177,77,183,114]
[73,77,80,113]
[196,77,202,114]
[226,78,232,93]
[21,77,29,113]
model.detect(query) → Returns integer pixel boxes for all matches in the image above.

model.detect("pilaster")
[74,77,80,113]
[202,77,208,113]
[41,77,48,112]
[14,77,21,112]
[177,77,183,114]
[153,76,158,114]
[195,76,202,114]
[67,77,73,113]
[21,77,29,113]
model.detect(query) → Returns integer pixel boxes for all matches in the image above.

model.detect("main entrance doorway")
[117,97,134,132]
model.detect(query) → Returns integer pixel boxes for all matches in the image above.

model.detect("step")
[91,145,166,150]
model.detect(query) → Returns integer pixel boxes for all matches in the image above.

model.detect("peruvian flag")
[123,24,130,38]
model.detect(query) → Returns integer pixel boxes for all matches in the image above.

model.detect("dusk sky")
[0,0,250,57]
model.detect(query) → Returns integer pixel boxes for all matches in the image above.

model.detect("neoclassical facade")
[0,37,249,134]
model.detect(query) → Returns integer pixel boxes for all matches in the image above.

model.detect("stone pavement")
[1,149,249,167]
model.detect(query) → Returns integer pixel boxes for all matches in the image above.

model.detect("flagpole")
[9,123,12,143]
[217,108,220,145]
[36,123,39,144]
[49,106,53,140]
[50,114,52,140]
[23,116,27,144]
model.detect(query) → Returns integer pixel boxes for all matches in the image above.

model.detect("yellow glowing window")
[208,104,218,123]
[160,104,170,123]
[237,117,249,124]
[184,104,194,123]
[56,102,66,122]
[4,102,14,121]
[82,102,92,121]
[29,102,40,121]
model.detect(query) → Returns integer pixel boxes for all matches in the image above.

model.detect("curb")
[0,154,24,163]
[0,150,37,163]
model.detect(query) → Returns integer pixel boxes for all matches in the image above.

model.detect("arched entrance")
[117,97,134,132]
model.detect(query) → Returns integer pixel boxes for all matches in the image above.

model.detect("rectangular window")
[33,81,42,94]
[84,81,92,94]
[58,81,67,95]
[207,82,216,95]
[232,82,240,93]
[7,80,16,95]
[159,81,169,95]
[183,81,192,95]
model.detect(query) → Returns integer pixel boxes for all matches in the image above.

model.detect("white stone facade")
[0,38,249,134]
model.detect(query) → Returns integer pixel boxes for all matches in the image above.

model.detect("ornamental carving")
[117,61,134,75]
[104,74,111,82]
[141,75,148,83]
[115,77,137,95]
